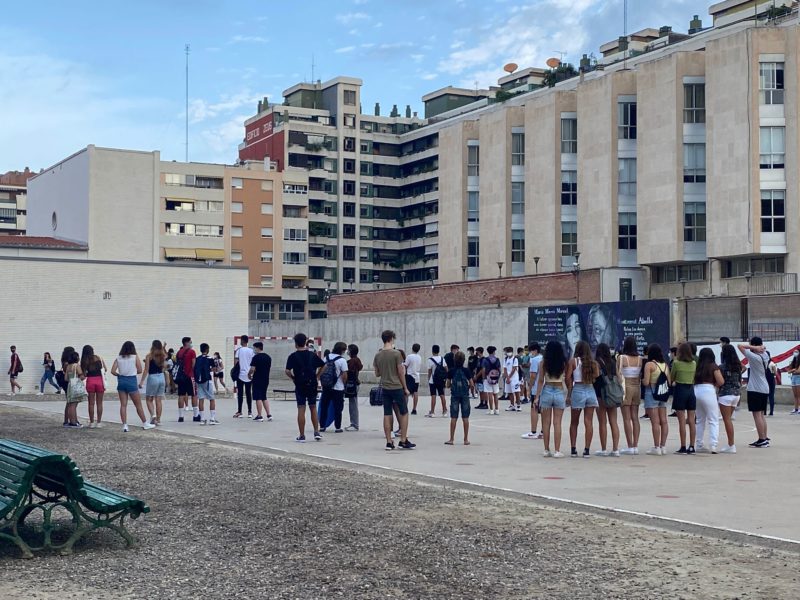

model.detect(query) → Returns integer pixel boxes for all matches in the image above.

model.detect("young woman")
[38,352,61,394]
[64,351,85,428]
[165,349,177,395]
[694,348,724,453]
[536,340,567,458]
[789,349,800,414]
[718,344,742,453]
[671,342,698,454]
[141,340,167,426]
[344,344,363,432]
[58,346,75,425]
[617,336,642,455]
[111,341,154,432]
[81,345,107,428]
[212,352,228,394]
[566,340,599,458]
[594,343,621,457]
[642,344,670,455]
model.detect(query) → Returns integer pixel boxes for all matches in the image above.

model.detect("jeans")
[40,371,60,393]
[768,382,776,415]
[347,393,359,428]
[694,383,720,449]
[237,380,252,413]
[320,389,345,430]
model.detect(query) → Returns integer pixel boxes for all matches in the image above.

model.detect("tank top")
[86,358,103,377]
[116,355,138,377]
[648,362,666,385]
[545,371,565,383]
[620,355,641,378]
[573,358,583,383]
[148,358,163,375]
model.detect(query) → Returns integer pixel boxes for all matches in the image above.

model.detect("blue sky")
[0,0,715,172]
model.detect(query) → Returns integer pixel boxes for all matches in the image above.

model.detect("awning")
[195,248,225,260]
[164,248,197,259]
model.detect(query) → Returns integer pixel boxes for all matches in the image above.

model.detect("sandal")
[232,412,242,418]
[444,440,454,445]
[464,441,471,445]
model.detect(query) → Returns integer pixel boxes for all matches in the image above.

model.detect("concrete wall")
[0,256,247,392]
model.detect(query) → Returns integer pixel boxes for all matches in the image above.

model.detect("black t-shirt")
[444,352,455,370]
[446,367,473,381]
[286,350,324,393]
[250,352,272,388]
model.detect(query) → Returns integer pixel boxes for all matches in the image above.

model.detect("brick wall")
[328,270,601,315]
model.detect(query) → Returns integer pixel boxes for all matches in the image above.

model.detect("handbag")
[67,372,87,402]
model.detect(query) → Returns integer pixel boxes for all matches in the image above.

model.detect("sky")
[0,0,716,172]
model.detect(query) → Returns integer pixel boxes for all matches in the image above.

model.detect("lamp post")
[680,276,688,339]
[428,267,435,288]
[461,265,467,281]
[400,271,407,285]
[324,279,332,303]
[744,270,753,296]
[573,252,581,304]
[497,261,504,278]
[533,256,540,274]
[373,273,380,290]
[348,277,354,292]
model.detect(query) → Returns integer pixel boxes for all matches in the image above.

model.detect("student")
[594,343,621,456]
[789,349,800,415]
[443,344,459,373]
[641,344,670,455]
[404,343,422,415]
[285,333,324,442]
[694,348,724,453]
[318,341,348,433]
[503,346,521,411]
[373,330,414,450]
[765,352,777,417]
[81,345,107,428]
[165,349,177,395]
[718,344,742,452]
[518,347,531,403]
[111,341,154,432]
[566,340,599,458]
[248,342,272,422]
[536,341,567,458]
[212,352,229,395]
[344,344,363,431]
[234,335,255,419]
[671,342,698,454]
[38,352,61,395]
[737,338,770,448]
[445,351,473,446]
[521,343,543,439]
[466,347,479,400]
[58,347,75,424]
[481,346,502,415]
[427,345,448,417]
[8,346,22,395]
[617,336,642,455]
[141,340,167,426]
[194,343,217,425]
[175,337,199,423]
[473,347,487,409]
[63,350,85,428]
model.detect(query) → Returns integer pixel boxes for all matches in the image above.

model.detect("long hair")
[720,344,742,374]
[149,340,166,367]
[80,345,94,374]
[543,340,566,379]
[119,341,136,357]
[792,351,800,371]
[60,346,75,367]
[574,340,598,382]
[694,348,718,384]
[622,336,638,357]
[647,343,665,363]
[676,342,693,362]
[595,343,615,375]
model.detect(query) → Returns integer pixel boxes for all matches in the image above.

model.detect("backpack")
[194,355,211,384]
[295,351,319,395]
[451,368,469,398]
[486,356,501,385]
[15,357,23,374]
[319,356,339,390]
[650,364,671,402]
[600,367,623,408]
[171,351,185,381]
[430,357,447,387]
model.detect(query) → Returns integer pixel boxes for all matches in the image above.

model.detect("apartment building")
[0,183,26,235]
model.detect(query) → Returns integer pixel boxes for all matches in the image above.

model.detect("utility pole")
[185,43,190,162]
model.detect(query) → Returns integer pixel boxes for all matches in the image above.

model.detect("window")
[343,202,356,217]
[343,246,356,261]
[231,226,243,238]
[279,302,305,320]
[343,267,356,283]
[684,84,705,123]
[260,276,274,287]
[654,264,706,283]
[343,159,355,173]
[618,102,637,139]
[343,224,356,239]
[511,230,525,263]
[194,200,223,212]
[283,206,303,218]
[343,180,356,195]
[344,89,356,105]
[343,137,356,152]
[194,176,223,189]
[165,223,221,236]
[759,63,784,105]
[761,190,786,233]
[561,221,577,259]
[283,252,307,265]
[511,132,525,165]
[467,144,479,176]
[360,161,373,176]
[261,180,274,192]
[344,114,356,128]
[194,225,223,237]
[360,226,372,239]
[165,200,194,212]
[360,183,373,197]
[283,228,307,241]
[467,236,480,268]
[260,251,273,263]
[261,203,273,215]
[231,202,243,213]
[360,140,372,154]
[282,278,303,289]
[618,212,637,250]
[261,227,273,238]
[511,182,525,215]
[231,177,243,189]
[760,127,785,169]
[164,173,182,186]
[467,191,479,223]
[683,144,706,183]
[722,257,785,278]
[231,250,242,262]
[283,183,308,194]
[683,202,706,242]
[618,158,636,196]
[561,118,577,153]
[255,302,274,321]
[561,171,577,205]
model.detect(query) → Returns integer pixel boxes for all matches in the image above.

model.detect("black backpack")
[430,357,447,386]
[194,355,212,384]
[451,368,469,398]
[650,364,671,402]
[319,356,339,390]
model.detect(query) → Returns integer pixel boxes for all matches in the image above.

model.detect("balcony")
[722,273,798,296]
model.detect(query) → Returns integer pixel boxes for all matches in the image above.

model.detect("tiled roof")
[0,236,87,250]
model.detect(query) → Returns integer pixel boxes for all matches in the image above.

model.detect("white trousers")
[694,384,720,448]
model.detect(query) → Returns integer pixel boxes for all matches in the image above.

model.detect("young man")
[427,344,448,417]
[318,341,348,433]
[445,351,474,446]
[738,338,770,448]
[481,346,502,415]
[248,341,272,422]
[518,347,531,403]
[8,346,22,395]
[403,343,422,415]
[176,337,198,422]
[285,333,324,442]
[444,344,459,372]
[373,330,414,450]
[194,343,218,425]
[503,346,521,411]
[467,347,479,400]
[234,335,255,418]
[522,343,543,438]
[473,347,487,409]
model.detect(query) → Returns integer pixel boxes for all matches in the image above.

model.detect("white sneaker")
[122,424,129,432]
[505,405,517,411]
[36,391,43,396]
[711,446,718,454]
[720,445,737,454]
[610,450,620,457]
[696,445,710,454]
[552,451,565,458]
[425,412,435,418]
[594,450,610,457]
[142,422,156,430]
[620,448,635,455]
[200,420,208,426]
[521,432,539,439]
[632,447,639,455]
[542,450,553,458]
[209,419,219,425]
[267,416,273,422]
[95,422,103,429]
[494,409,500,415]
[646,447,660,455]
[791,409,799,415]
[87,423,95,429]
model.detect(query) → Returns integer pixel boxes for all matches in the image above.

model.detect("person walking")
[141,340,167,426]
[81,345,107,428]
[617,336,642,455]
[594,343,621,456]
[344,344,363,431]
[789,348,800,414]
[373,330,414,450]
[212,352,229,395]
[671,342,698,454]
[285,333,324,442]
[8,346,22,395]
[566,341,599,458]
[737,338,771,448]
[248,341,272,422]
[536,341,567,458]
[234,335,255,419]
[641,344,670,455]
[445,351,473,445]
[403,343,422,415]
[38,352,61,395]
[111,341,154,432]
[717,344,742,453]
[694,348,724,454]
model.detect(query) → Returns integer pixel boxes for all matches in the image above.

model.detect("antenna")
[185,43,190,162]
[623,0,628,69]
[552,51,567,62]
[311,53,315,83]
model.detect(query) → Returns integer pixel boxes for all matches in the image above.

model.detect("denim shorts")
[449,395,470,419]
[792,374,800,387]
[145,373,166,397]
[570,383,598,409]
[643,387,667,410]
[117,375,139,394]
[197,380,214,401]
[539,385,566,410]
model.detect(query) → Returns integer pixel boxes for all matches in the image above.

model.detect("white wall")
[0,256,248,392]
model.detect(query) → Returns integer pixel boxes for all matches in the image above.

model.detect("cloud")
[189,90,261,124]
[421,73,438,80]
[335,12,370,25]
[228,35,268,44]
[335,45,357,54]
[410,54,425,63]
[200,114,250,158]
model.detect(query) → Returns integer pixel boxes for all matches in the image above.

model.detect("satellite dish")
[546,57,561,69]
[503,62,518,74]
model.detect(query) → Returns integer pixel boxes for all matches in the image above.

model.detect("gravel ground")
[0,405,797,600]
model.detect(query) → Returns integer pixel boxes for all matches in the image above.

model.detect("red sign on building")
[239,112,284,171]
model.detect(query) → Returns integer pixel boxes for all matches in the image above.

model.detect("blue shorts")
[197,380,214,401]
[792,374,800,387]
[117,375,139,394]
[145,373,166,397]
[539,385,566,410]
[570,383,598,409]
[450,395,470,419]
[643,387,667,410]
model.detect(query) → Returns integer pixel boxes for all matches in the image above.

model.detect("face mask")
[794,351,799,358]
[189,343,193,349]
[506,353,512,358]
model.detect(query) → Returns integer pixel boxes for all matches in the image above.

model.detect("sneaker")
[267,415,273,421]
[609,450,620,457]
[425,412,435,418]
[319,427,327,433]
[399,439,416,449]
[232,413,242,418]
[720,445,737,454]
[296,435,306,443]
[178,416,184,423]
[393,429,401,436]
[209,419,219,425]
[95,422,103,429]
[505,405,517,411]
[687,446,696,455]
[594,450,610,457]
[533,432,543,439]
[185,406,192,412]
[646,447,661,455]
[66,422,82,429]
[122,424,129,432]
[754,439,770,448]
[542,450,553,458]
[620,448,635,455]
[494,409,500,415]
[36,391,43,396]
[200,420,208,426]
[696,445,710,453]
[247,413,253,419]
[253,416,264,422]
[87,422,95,429]
[314,431,323,441]
[632,448,639,455]
[570,448,579,458]
[411,409,417,415]
[441,410,448,416]
[711,446,718,454]
[335,428,344,433]
[674,446,687,454]
[669,411,677,417]
[192,415,202,422]
[582,448,590,458]
[552,451,565,458]
[142,422,156,430]
[345,425,359,432]
[385,442,395,451]
[521,431,539,439]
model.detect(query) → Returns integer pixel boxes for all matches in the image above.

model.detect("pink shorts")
[86,375,105,394]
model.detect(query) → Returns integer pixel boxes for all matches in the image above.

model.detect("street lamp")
[680,276,689,339]
[573,252,581,304]
[679,276,688,299]
[373,273,380,290]
[744,271,753,296]
[428,267,435,288]
[348,277,354,292]
[461,265,467,281]
[533,256,540,274]
[400,271,407,285]
[497,261,504,278]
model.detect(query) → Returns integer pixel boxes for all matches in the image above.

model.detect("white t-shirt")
[404,353,422,383]
[743,349,769,394]
[237,346,254,383]
[530,354,542,375]
[504,356,520,385]
[326,354,348,391]
[428,356,444,385]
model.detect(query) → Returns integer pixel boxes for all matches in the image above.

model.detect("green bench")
[0,439,150,558]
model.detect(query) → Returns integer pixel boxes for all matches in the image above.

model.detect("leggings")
[237,381,252,414]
